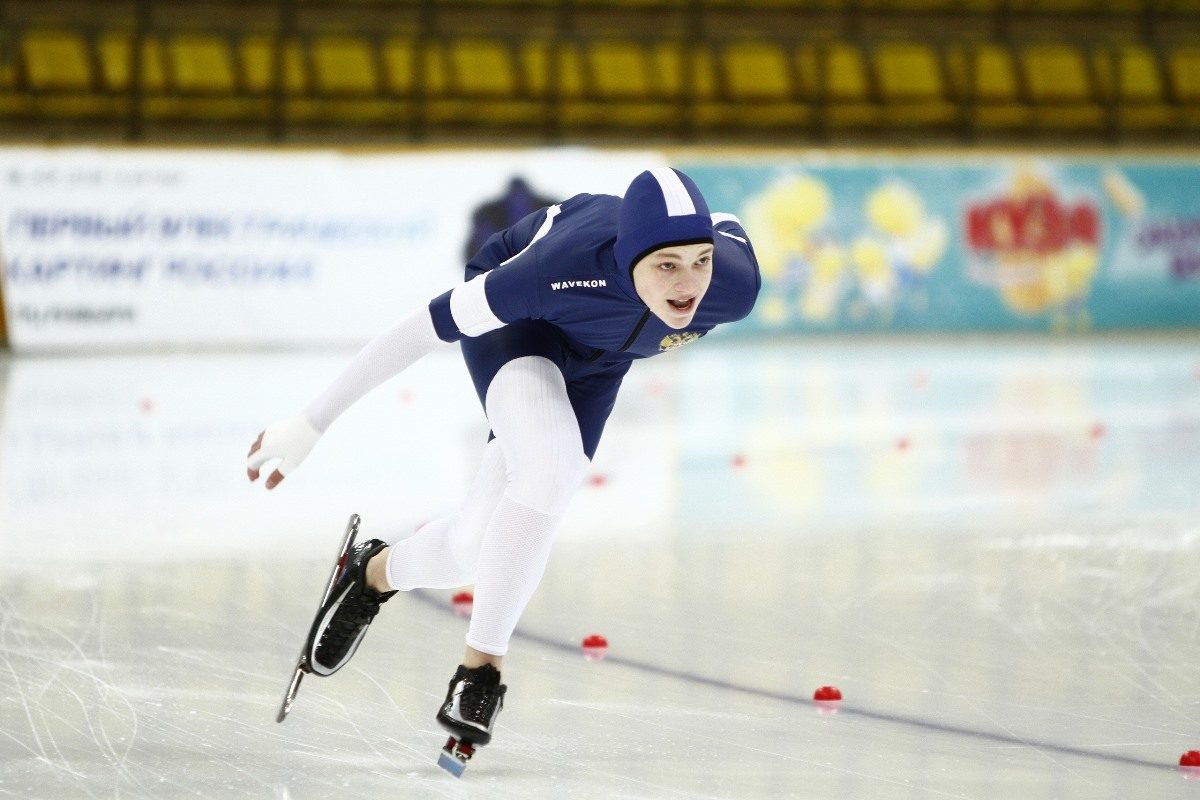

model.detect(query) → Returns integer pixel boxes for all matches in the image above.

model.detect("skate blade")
[437,737,473,778]
[276,514,360,724]
[275,662,307,723]
[320,514,360,607]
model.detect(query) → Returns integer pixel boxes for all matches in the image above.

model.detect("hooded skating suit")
[428,171,761,459]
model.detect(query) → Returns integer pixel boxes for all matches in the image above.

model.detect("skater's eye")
[695,255,711,267]
[656,261,677,272]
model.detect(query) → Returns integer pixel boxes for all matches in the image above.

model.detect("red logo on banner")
[966,191,1101,256]
[962,168,1104,323]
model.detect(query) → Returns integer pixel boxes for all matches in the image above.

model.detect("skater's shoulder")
[705,213,761,322]
[525,195,620,265]
[548,193,621,231]
[560,192,621,213]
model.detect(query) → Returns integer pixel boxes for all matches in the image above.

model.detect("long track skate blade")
[276,664,305,723]
[320,514,361,606]
[277,513,361,724]
[437,750,467,778]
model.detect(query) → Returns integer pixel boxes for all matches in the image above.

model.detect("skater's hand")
[247,415,321,490]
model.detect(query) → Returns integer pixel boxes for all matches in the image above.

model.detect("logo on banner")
[1101,167,1200,282]
[964,165,1102,326]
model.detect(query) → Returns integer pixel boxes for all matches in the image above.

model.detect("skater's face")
[632,242,714,329]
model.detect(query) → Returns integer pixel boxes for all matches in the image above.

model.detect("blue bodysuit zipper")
[585,308,651,362]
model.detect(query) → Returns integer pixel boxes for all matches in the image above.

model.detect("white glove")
[246,414,321,490]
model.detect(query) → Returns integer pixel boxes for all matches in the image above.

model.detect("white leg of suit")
[464,356,590,656]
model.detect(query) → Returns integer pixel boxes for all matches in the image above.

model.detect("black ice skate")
[304,535,395,677]
[435,664,507,777]
[275,514,395,722]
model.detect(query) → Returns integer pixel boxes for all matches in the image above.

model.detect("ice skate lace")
[317,584,387,663]
[459,680,505,722]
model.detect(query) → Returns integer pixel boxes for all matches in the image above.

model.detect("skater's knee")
[504,448,589,515]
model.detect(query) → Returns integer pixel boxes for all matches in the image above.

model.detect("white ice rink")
[1,334,1198,799]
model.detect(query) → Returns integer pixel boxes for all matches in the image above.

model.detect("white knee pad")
[485,356,590,516]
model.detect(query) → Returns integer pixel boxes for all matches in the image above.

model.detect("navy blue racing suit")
[428,192,761,459]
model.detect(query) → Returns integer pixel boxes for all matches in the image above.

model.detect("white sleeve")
[302,306,445,433]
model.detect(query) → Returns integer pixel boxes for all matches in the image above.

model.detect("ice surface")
[1,335,1198,798]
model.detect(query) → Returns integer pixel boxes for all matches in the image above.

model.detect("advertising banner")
[0,147,666,351]
[682,156,1200,333]
[2,148,1198,351]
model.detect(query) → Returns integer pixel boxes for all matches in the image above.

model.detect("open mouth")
[667,297,695,312]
